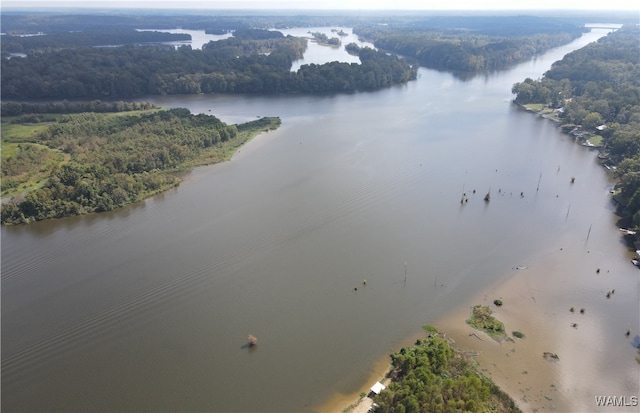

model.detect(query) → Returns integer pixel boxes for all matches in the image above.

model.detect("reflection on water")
[2,27,637,412]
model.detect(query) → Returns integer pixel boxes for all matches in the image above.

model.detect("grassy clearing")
[1,142,20,160]
[524,103,545,111]
[2,118,56,161]
[2,121,52,143]
[522,103,562,122]
[2,119,70,197]
[1,143,69,197]
[587,135,603,146]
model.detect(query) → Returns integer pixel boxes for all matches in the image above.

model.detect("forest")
[1,13,617,101]
[0,13,361,35]
[353,16,586,72]
[511,25,640,237]
[1,108,280,224]
[372,330,520,413]
[1,33,416,99]
[1,29,190,54]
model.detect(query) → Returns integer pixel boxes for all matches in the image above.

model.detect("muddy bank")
[435,236,639,412]
[328,224,638,413]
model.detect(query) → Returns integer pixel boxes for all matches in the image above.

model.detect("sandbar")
[330,231,639,413]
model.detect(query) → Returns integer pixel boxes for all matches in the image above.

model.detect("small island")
[310,31,341,46]
[466,304,506,341]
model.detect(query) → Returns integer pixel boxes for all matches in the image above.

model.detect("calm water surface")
[137,28,233,49]
[276,27,375,71]
[2,27,637,412]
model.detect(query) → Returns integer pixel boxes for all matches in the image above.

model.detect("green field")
[586,135,603,147]
[2,119,70,197]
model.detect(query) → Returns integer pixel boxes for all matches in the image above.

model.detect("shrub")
[466,305,506,340]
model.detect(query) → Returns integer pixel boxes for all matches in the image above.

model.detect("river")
[2,26,637,412]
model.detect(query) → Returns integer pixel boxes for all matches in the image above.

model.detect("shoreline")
[327,230,639,413]
[316,344,412,413]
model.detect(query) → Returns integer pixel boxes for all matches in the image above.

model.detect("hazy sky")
[3,0,639,11]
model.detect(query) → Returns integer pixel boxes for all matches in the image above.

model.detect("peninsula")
[1,104,280,224]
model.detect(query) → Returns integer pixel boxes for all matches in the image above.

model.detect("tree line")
[0,13,354,35]
[6,13,631,39]
[2,100,157,117]
[1,109,280,224]
[1,34,417,99]
[1,29,190,54]
[512,25,640,231]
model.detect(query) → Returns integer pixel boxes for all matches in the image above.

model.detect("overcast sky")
[3,0,639,11]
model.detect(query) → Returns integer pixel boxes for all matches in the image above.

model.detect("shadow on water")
[240,343,258,353]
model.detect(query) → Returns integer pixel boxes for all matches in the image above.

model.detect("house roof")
[370,381,386,394]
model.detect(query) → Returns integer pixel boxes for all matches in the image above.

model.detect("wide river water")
[2,26,637,412]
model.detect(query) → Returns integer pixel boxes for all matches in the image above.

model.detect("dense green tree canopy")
[353,16,586,73]
[1,29,190,54]
[1,34,416,99]
[373,333,520,413]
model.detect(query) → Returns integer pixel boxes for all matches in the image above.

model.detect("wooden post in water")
[587,224,592,241]
[537,173,542,191]
[404,261,407,283]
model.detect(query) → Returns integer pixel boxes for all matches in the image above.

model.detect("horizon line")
[2,7,638,11]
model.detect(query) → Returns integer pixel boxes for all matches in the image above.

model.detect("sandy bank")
[333,228,638,413]
[435,237,639,412]
[434,267,571,412]
[317,358,388,413]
